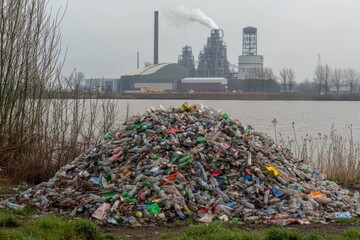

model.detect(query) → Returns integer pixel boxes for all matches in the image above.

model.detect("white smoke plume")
[164,6,219,29]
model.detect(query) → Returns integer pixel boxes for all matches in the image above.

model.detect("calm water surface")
[115,100,360,143]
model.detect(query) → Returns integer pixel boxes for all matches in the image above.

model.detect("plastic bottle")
[173,203,186,219]
[209,175,219,187]
[128,185,138,198]
[187,186,195,202]
[217,205,232,215]
[6,202,24,210]
[350,191,359,208]
[244,216,260,223]
[197,178,211,190]
[196,162,208,182]
[215,187,230,202]
[19,188,33,198]
[110,200,120,212]
[272,185,284,197]
[315,197,332,204]
[307,195,320,208]
[264,189,269,207]
[240,199,255,209]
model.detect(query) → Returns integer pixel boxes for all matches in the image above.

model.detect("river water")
[114,100,360,143]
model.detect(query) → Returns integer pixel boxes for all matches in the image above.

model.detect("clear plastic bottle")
[240,199,255,209]
[173,202,186,219]
[264,189,269,207]
[6,202,24,210]
[196,162,208,182]
[215,187,230,202]
[217,205,232,215]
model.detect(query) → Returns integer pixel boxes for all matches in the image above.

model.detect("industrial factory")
[115,10,270,93]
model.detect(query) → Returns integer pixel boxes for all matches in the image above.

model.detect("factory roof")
[122,63,188,81]
[181,77,228,85]
[124,63,175,76]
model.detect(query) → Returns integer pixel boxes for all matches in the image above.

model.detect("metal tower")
[178,46,196,77]
[242,27,257,56]
[197,29,229,77]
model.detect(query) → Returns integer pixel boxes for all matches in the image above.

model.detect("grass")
[72,218,101,240]
[335,227,360,240]
[1,210,360,240]
[177,223,261,240]
[0,210,122,240]
[0,210,20,228]
[334,218,359,224]
[159,224,326,240]
[264,227,302,240]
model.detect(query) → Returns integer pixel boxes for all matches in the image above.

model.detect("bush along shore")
[2,103,359,227]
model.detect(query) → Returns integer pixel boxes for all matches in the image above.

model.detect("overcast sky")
[49,0,360,82]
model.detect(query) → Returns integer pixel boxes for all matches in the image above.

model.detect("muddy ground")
[101,222,359,239]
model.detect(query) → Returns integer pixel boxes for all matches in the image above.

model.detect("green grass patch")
[12,207,36,218]
[265,227,302,240]
[169,218,197,228]
[333,218,359,224]
[304,233,324,240]
[158,231,180,240]
[168,225,329,240]
[335,227,360,240]
[72,218,101,240]
[0,210,20,227]
[0,212,122,240]
[177,222,261,240]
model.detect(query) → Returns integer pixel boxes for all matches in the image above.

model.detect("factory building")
[197,29,230,78]
[177,77,227,92]
[119,63,187,92]
[238,27,264,80]
[179,29,230,79]
[85,78,117,92]
[178,46,196,77]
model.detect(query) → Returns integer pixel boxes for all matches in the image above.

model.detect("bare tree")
[331,69,344,96]
[287,69,295,93]
[263,68,277,92]
[314,65,324,94]
[65,70,86,92]
[0,0,63,181]
[245,67,276,92]
[296,78,317,93]
[279,68,288,92]
[322,64,331,95]
[343,68,360,93]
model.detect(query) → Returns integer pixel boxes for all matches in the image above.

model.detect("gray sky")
[50,0,360,82]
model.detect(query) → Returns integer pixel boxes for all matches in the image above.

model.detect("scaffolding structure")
[197,29,229,77]
[242,27,257,56]
[178,45,196,77]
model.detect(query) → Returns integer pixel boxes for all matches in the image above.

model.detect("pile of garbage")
[4,103,359,225]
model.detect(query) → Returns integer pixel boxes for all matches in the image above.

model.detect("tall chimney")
[154,11,159,65]
[137,52,139,69]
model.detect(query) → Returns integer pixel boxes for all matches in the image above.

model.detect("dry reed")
[278,124,360,186]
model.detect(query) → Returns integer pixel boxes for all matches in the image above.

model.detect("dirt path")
[101,222,358,240]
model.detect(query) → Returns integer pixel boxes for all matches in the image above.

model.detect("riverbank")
[59,92,360,101]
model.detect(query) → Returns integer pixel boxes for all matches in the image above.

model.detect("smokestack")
[137,52,139,69]
[154,11,159,65]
